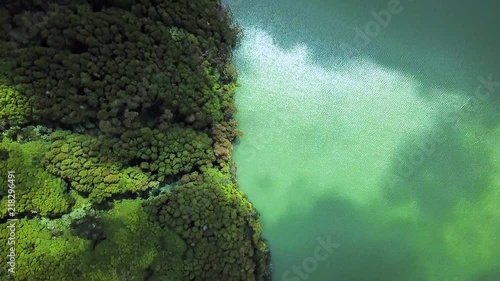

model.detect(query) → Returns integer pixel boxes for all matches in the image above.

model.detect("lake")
[229,0,500,280]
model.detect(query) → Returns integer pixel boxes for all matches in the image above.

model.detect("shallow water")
[229,0,500,280]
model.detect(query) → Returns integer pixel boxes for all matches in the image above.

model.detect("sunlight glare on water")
[230,1,500,280]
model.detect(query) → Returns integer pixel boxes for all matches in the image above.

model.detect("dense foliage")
[0,0,270,280]
[0,200,186,280]
[146,167,270,281]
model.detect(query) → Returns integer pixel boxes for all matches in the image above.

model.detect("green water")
[229,0,500,280]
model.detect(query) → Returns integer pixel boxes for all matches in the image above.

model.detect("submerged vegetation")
[0,0,270,280]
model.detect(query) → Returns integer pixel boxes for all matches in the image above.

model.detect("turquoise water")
[229,0,500,280]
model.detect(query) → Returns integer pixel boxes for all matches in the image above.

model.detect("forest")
[0,0,271,280]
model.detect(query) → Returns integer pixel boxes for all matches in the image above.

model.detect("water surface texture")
[229,0,500,280]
